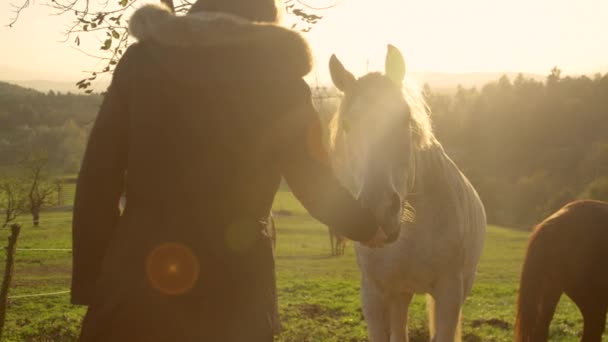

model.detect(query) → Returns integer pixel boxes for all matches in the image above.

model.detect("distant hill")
[0,81,103,171]
[2,70,604,94]
[2,70,544,94]
[8,80,83,94]
[0,65,110,93]
[0,81,102,128]
[5,79,110,94]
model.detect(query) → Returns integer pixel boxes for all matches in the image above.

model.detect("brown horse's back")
[554,201,608,291]
[515,200,608,342]
[536,200,608,287]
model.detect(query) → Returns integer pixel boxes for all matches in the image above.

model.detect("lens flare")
[145,242,200,295]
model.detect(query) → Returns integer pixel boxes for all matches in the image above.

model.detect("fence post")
[0,223,21,340]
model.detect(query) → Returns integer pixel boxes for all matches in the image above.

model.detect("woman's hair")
[188,0,281,23]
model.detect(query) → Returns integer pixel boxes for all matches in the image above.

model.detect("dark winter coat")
[71,5,377,341]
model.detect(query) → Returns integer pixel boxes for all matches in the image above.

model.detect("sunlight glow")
[0,0,607,82]
[306,0,608,80]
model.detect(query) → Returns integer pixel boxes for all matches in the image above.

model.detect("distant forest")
[1,68,607,227]
[0,82,101,172]
[426,68,608,227]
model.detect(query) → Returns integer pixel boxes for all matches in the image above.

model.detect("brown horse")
[515,199,608,342]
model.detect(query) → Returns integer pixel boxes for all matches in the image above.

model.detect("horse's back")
[455,164,486,295]
[533,200,608,249]
[431,146,486,271]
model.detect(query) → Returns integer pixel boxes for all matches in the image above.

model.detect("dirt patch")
[463,333,484,342]
[471,318,511,330]
[296,303,345,319]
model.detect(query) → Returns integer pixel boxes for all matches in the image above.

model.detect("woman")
[71,0,386,341]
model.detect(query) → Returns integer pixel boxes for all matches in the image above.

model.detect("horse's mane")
[402,81,435,149]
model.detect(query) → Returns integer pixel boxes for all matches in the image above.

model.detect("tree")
[0,176,27,228]
[23,152,57,227]
[54,179,65,206]
[547,66,562,85]
[7,0,335,92]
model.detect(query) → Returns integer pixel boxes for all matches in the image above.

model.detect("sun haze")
[306,0,608,79]
[1,0,607,82]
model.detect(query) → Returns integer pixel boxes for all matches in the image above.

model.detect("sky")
[1,0,608,83]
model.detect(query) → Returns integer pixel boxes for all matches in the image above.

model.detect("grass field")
[0,190,605,341]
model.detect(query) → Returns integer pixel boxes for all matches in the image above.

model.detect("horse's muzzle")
[384,227,400,244]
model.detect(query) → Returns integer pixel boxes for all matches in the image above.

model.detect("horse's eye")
[342,120,351,134]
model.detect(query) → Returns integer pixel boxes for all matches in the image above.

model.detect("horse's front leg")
[389,291,414,342]
[362,277,389,342]
[429,273,464,342]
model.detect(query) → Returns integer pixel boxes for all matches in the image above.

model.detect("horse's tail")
[514,230,560,342]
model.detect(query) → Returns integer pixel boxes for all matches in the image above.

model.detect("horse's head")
[329,45,417,243]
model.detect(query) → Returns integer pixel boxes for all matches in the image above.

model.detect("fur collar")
[129,4,312,76]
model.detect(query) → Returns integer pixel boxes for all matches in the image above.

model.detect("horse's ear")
[329,54,355,92]
[385,44,406,86]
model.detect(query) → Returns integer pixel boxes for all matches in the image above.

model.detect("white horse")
[328,45,486,342]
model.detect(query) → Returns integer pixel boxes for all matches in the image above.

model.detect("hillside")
[0,81,102,128]
[6,80,109,94]
[0,81,102,171]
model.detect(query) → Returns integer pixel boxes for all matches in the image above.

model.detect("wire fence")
[8,291,70,300]
[0,216,72,228]
[4,250,72,300]
[14,248,72,251]
[2,239,73,301]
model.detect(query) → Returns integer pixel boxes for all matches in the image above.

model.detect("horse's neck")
[407,141,448,198]
[408,141,481,226]
[406,141,467,215]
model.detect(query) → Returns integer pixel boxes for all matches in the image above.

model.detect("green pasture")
[0,191,604,341]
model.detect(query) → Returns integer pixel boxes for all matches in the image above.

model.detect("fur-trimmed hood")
[129,4,312,76]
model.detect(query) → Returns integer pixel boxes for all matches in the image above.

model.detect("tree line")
[0,82,101,173]
[426,68,608,227]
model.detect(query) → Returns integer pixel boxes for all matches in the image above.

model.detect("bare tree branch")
[23,152,56,227]
[288,0,341,11]
[7,0,30,27]
[70,46,113,60]
[7,0,336,92]
[0,178,27,228]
